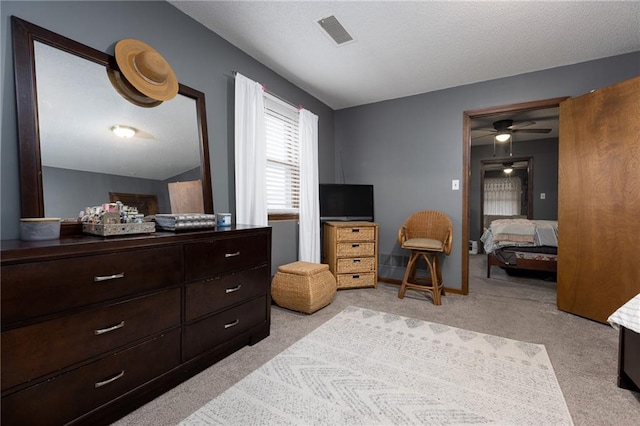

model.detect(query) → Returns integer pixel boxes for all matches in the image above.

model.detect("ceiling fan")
[472,119,552,141]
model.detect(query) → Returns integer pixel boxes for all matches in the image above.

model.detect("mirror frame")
[11,16,214,228]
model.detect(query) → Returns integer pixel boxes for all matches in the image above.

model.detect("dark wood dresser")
[1,225,271,425]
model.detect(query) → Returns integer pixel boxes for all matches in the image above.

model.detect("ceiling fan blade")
[513,128,552,134]
[508,120,535,130]
[471,133,496,140]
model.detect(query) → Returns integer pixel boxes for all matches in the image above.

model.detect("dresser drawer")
[1,288,180,391]
[336,242,375,257]
[336,257,375,274]
[337,272,376,289]
[1,245,183,325]
[336,226,375,242]
[186,265,269,322]
[184,234,269,281]
[1,329,180,426]
[183,296,267,360]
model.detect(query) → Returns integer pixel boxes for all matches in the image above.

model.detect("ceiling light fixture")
[112,125,136,138]
[495,131,511,143]
[503,161,514,174]
[493,131,514,157]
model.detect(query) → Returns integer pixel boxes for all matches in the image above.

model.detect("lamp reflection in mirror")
[111,125,136,138]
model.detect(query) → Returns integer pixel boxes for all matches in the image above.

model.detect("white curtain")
[234,73,267,226]
[298,109,320,263]
[484,177,521,215]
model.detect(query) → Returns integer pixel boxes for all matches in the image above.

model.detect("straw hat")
[114,39,178,101]
[107,67,162,108]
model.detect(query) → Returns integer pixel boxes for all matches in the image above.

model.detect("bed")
[608,294,640,392]
[480,218,558,278]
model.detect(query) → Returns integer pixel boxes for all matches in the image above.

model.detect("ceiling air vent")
[317,15,354,46]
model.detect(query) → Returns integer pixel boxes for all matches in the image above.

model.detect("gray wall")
[335,52,639,287]
[469,137,559,242]
[1,1,334,273]
[2,2,639,283]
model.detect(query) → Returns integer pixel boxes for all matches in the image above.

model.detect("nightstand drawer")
[1,329,180,426]
[336,257,375,273]
[1,288,180,390]
[336,226,375,242]
[1,245,183,325]
[336,242,375,257]
[337,272,376,289]
[185,265,269,321]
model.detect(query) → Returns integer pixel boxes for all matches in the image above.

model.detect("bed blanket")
[481,219,558,254]
[490,219,536,244]
[531,220,559,247]
[608,294,640,334]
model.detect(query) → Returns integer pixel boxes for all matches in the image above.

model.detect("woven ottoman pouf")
[271,261,337,314]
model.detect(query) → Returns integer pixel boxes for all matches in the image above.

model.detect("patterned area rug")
[180,306,573,425]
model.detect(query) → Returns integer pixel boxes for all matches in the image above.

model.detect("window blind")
[264,93,300,213]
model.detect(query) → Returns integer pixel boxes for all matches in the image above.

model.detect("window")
[484,177,522,216]
[264,93,300,217]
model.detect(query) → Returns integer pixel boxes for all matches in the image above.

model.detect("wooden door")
[557,76,640,323]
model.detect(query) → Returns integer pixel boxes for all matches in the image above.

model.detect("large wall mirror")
[11,16,213,229]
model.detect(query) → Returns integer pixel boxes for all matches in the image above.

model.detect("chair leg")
[398,251,419,299]
[433,255,445,296]
[408,257,418,282]
[425,253,441,305]
[399,251,445,305]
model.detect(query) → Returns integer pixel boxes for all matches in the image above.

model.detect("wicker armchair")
[397,211,453,305]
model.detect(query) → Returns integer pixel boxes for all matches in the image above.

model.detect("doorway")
[461,97,568,295]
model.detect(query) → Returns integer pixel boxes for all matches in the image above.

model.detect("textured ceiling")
[170,1,640,110]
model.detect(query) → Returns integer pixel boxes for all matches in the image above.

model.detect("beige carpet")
[113,255,640,426]
[179,306,573,425]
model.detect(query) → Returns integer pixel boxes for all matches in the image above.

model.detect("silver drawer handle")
[225,251,240,258]
[224,319,240,329]
[95,370,125,388]
[94,321,125,335]
[353,259,361,263]
[225,284,242,294]
[94,273,125,282]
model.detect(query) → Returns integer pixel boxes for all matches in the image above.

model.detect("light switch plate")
[452,180,459,190]
[540,192,546,199]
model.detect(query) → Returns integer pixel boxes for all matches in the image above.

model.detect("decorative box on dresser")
[323,221,378,289]
[0,225,271,426]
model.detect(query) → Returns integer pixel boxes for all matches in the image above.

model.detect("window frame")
[263,92,300,221]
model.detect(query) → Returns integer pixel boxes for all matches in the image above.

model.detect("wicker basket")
[336,227,375,242]
[336,242,375,257]
[336,257,375,274]
[271,261,337,314]
[336,272,376,289]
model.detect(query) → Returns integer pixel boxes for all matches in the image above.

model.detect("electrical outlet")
[452,180,459,190]
[540,193,546,199]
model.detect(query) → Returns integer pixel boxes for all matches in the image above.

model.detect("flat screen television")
[319,184,374,222]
